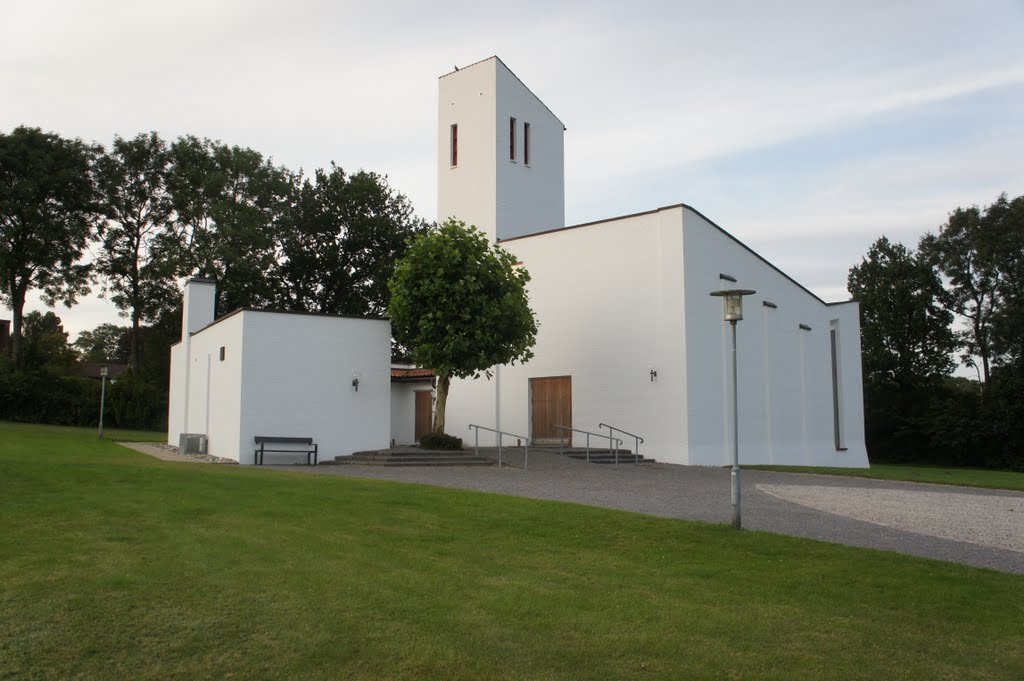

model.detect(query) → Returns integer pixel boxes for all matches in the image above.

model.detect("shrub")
[418,432,463,450]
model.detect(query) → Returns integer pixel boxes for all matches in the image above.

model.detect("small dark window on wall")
[219,346,225,361]
[524,122,531,165]
[450,124,458,166]
[509,117,517,160]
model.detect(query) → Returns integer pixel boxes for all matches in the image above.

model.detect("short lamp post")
[709,288,756,529]
[98,366,109,440]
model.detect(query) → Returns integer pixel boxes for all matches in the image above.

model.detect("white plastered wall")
[493,59,565,239]
[181,313,245,459]
[680,207,869,467]
[445,207,689,462]
[438,57,565,242]
[236,311,391,464]
[437,59,498,238]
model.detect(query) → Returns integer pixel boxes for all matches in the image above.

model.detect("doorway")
[414,390,433,442]
[530,376,572,444]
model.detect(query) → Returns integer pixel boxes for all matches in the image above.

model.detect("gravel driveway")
[253,449,1022,574]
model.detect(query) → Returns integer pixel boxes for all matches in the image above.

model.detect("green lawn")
[745,462,1024,491]
[1,422,1022,680]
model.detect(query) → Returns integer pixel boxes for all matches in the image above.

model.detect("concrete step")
[333,449,494,467]
[564,451,654,464]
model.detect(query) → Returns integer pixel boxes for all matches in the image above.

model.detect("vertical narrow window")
[830,324,845,450]
[524,122,531,165]
[450,124,458,167]
[509,117,517,160]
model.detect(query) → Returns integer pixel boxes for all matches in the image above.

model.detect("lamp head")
[710,289,757,321]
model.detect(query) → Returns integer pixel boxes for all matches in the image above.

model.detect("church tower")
[437,57,565,241]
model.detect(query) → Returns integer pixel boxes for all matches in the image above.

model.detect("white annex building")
[168,56,868,468]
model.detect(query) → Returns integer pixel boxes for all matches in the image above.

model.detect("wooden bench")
[253,436,318,465]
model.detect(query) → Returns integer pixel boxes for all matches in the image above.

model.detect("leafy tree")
[388,219,537,433]
[95,132,177,374]
[73,323,129,364]
[166,136,292,312]
[0,126,101,361]
[984,194,1024,367]
[848,236,955,388]
[918,193,1024,381]
[278,165,427,317]
[19,310,77,372]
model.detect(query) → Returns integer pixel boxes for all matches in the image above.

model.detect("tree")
[848,236,955,388]
[95,132,177,374]
[19,310,77,372]
[278,165,427,317]
[918,193,1024,381]
[73,323,129,364]
[0,126,101,361]
[388,219,537,433]
[166,136,292,312]
[984,194,1024,368]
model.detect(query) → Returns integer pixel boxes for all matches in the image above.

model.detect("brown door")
[414,391,433,442]
[530,376,572,444]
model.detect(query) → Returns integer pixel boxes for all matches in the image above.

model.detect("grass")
[744,462,1024,491]
[1,421,1022,680]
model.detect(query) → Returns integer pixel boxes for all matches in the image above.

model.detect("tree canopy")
[0,126,101,361]
[848,236,955,388]
[95,132,177,374]
[388,219,537,433]
[278,165,427,317]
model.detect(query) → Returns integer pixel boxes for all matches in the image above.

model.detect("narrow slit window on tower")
[450,124,458,167]
[509,117,517,160]
[524,122,531,165]
[830,323,846,450]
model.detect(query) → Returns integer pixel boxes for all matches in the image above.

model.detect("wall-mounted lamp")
[649,368,658,382]
[351,377,360,392]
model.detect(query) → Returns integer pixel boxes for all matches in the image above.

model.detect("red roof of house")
[391,367,434,382]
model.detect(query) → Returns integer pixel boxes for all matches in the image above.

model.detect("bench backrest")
[254,436,314,445]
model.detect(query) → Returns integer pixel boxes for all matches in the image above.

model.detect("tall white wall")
[438,59,497,238]
[446,207,689,461]
[181,278,216,341]
[493,59,565,239]
[183,312,245,460]
[680,207,869,468]
[167,342,185,445]
[237,312,391,464]
[438,57,564,241]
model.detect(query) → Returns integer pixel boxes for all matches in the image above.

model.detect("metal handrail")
[599,423,644,464]
[468,424,531,469]
[553,425,623,466]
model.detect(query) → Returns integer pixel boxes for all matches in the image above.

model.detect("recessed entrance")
[530,376,572,444]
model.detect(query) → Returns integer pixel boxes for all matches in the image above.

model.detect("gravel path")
[126,443,1024,574]
[756,484,1023,554]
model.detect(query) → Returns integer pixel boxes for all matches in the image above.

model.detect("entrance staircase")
[553,446,655,465]
[331,448,493,467]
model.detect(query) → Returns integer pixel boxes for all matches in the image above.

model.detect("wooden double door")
[530,376,572,444]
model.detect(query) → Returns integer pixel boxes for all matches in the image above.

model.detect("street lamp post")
[709,288,756,530]
[98,366,108,439]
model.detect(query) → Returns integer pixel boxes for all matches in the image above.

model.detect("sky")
[2,0,1023,343]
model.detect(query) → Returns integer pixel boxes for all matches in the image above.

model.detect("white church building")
[168,56,868,468]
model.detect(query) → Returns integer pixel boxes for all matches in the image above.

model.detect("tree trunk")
[130,309,141,376]
[432,374,451,434]
[9,284,26,364]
